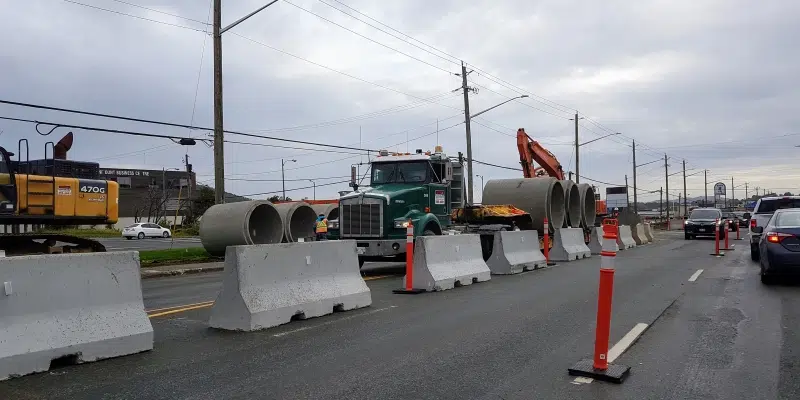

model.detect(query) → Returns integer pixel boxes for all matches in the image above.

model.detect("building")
[98,167,197,228]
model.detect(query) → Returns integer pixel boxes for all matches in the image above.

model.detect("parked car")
[753,209,800,284]
[750,196,800,261]
[122,223,172,240]
[721,212,739,231]
[684,208,727,240]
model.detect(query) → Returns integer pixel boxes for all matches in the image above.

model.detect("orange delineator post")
[405,222,414,291]
[594,219,618,370]
[543,217,553,265]
[710,218,724,257]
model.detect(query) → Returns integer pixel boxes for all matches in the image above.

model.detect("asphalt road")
[2,233,798,399]
[97,236,202,251]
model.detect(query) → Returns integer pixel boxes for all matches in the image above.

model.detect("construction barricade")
[550,228,591,261]
[630,224,648,245]
[643,223,655,242]
[402,234,491,291]
[486,230,546,274]
[209,240,372,331]
[0,252,154,381]
[617,225,637,250]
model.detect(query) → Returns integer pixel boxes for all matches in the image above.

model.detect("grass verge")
[36,228,198,238]
[138,247,218,267]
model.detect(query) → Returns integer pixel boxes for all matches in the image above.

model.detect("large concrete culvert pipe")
[482,177,565,234]
[577,183,597,228]
[200,200,283,256]
[560,180,582,228]
[274,202,318,242]
[311,203,339,221]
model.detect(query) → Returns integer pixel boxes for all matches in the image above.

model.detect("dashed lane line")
[688,269,704,282]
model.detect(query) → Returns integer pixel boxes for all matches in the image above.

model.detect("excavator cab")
[0,146,17,215]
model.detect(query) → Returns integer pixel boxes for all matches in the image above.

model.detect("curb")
[140,265,224,279]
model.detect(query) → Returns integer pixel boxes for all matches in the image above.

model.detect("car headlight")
[684,220,692,225]
[394,220,410,229]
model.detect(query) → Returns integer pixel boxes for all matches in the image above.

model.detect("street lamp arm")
[221,0,279,34]
[579,132,621,147]
[469,95,528,120]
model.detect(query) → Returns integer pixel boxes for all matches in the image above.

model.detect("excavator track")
[0,233,106,256]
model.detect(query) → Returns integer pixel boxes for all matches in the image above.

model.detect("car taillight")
[767,232,793,243]
[750,219,757,230]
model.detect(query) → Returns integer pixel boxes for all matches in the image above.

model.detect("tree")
[267,195,291,203]
[784,192,793,196]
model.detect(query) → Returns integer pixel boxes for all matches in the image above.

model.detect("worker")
[612,207,620,220]
[315,214,328,241]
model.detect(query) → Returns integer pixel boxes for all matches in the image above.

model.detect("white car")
[122,223,172,240]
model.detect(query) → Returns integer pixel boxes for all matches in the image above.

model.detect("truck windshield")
[371,162,428,184]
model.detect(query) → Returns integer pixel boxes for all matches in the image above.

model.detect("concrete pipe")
[311,203,339,221]
[482,177,565,234]
[577,183,597,228]
[560,180,581,228]
[200,200,283,256]
[274,202,318,242]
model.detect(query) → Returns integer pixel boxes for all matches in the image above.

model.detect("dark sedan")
[721,212,739,231]
[755,209,800,284]
[684,208,727,240]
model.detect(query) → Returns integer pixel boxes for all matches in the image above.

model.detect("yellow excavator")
[0,133,119,255]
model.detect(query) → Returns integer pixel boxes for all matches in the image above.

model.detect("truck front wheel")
[423,229,438,236]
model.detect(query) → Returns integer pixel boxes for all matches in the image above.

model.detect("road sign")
[714,182,726,196]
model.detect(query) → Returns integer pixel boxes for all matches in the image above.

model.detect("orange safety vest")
[316,219,328,233]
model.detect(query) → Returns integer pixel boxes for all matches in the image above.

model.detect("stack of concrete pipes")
[482,178,597,234]
[200,200,339,257]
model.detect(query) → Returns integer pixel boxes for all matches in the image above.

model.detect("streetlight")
[475,174,485,193]
[465,94,529,205]
[213,0,281,205]
[308,179,316,201]
[281,159,296,200]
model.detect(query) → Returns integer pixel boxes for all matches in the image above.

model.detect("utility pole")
[625,175,630,207]
[745,182,749,199]
[704,169,708,206]
[460,61,477,205]
[212,0,225,204]
[682,160,687,217]
[184,154,192,202]
[731,177,735,209]
[281,159,296,200]
[665,154,669,224]
[308,179,316,201]
[678,192,682,217]
[659,187,663,218]
[632,140,637,213]
[574,112,581,183]
[568,171,573,181]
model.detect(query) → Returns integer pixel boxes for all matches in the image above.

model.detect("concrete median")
[486,230,546,274]
[643,223,655,242]
[209,240,371,331]
[0,252,153,381]
[549,228,591,261]
[403,234,491,291]
[617,225,637,250]
[631,223,647,245]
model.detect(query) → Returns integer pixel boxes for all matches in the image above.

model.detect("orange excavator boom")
[516,128,564,180]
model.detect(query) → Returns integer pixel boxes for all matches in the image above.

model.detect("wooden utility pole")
[665,154,669,224]
[704,169,708,206]
[574,112,580,183]
[632,140,637,213]
[212,0,225,204]
[460,62,476,205]
[682,160,687,216]
[625,175,630,207]
[731,177,735,209]
[660,187,663,218]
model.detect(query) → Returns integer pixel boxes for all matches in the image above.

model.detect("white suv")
[750,196,800,261]
[122,223,172,240]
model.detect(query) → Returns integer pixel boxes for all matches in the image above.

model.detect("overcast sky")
[2,0,798,203]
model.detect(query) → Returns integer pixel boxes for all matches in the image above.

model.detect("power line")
[0,115,208,143]
[240,179,350,197]
[220,175,350,182]
[62,0,206,32]
[229,33,462,112]
[469,81,572,120]
[107,0,210,25]
[283,0,452,74]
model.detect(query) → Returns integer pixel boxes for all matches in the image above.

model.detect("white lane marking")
[572,322,649,385]
[271,306,397,338]
[688,269,704,282]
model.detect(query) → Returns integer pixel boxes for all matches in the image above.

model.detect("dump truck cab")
[337,147,462,262]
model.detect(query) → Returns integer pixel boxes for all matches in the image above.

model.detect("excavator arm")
[516,128,565,180]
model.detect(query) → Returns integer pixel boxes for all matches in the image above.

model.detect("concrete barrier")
[588,227,618,255]
[644,223,655,242]
[0,252,153,381]
[209,240,371,331]
[550,228,591,261]
[630,223,646,245]
[403,234,491,291]
[637,224,651,244]
[617,225,637,250]
[486,230,546,274]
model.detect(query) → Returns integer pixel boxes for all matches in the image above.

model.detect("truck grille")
[341,202,382,237]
